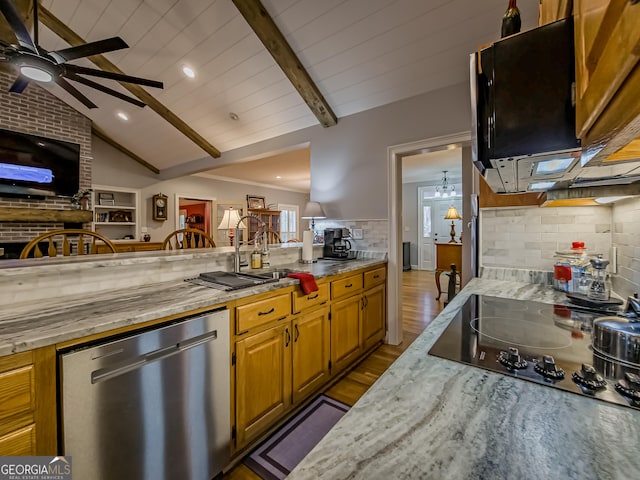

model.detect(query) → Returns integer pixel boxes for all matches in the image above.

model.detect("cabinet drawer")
[0,424,36,456]
[0,360,35,424]
[292,283,329,313]
[236,293,290,333]
[331,274,363,300]
[363,267,386,289]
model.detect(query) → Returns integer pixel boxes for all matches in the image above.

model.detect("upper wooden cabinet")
[573,0,640,160]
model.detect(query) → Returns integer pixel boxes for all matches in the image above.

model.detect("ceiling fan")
[0,0,163,108]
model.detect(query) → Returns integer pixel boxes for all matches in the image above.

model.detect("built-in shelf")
[91,185,140,240]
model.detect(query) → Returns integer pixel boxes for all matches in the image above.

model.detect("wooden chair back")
[162,228,216,250]
[248,230,282,245]
[20,229,117,259]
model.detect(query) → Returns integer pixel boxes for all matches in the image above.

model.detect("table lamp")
[301,201,326,233]
[444,205,462,243]
[217,207,245,246]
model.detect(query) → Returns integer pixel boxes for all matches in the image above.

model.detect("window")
[423,205,432,238]
[278,204,299,242]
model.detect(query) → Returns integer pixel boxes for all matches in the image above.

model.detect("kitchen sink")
[241,268,296,280]
[198,271,279,290]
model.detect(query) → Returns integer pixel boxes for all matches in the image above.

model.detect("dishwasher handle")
[91,329,219,384]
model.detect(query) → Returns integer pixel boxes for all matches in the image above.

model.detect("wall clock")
[152,194,168,221]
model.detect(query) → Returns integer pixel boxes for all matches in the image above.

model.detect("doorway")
[388,132,471,345]
[175,195,215,237]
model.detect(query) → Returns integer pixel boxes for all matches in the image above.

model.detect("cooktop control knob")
[534,355,565,380]
[615,372,640,401]
[498,347,528,370]
[572,363,607,390]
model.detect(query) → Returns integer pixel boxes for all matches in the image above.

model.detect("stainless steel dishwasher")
[59,307,230,480]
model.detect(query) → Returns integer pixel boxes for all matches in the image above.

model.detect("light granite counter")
[288,277,640,480]
[0,253,385,356]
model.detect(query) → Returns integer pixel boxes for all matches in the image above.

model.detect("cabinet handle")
[258,307,275,316]
[307,293,319,300]
[373,274,379,279]
[345,283,353,288]
[294,324,300,342]
[285,327,291,347]
[277,316,287,321]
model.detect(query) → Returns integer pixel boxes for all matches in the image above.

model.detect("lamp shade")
[217,207,245,229]
[444,205,462,220]
[301,201,326,219]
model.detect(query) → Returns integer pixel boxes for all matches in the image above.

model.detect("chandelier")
[435,170,456,198]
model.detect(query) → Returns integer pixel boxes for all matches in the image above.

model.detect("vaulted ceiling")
[1,0,540,187]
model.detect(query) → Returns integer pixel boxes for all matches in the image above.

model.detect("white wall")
[92,137,309,242]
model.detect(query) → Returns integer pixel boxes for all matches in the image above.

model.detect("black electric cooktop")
[428,294,640,410]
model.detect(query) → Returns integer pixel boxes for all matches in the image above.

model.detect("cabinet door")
[575,0,640,143]
[235,323,292,448]
[292,306,330,404]
[330,295,362,374]
[362,284,386,351]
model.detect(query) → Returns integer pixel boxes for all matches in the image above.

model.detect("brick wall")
[0,71,92,242]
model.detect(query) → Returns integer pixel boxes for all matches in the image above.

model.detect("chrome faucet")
[234,214,266,273]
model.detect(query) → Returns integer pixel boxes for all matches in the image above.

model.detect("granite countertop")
[0,257,385,356]
[288,278,640,480]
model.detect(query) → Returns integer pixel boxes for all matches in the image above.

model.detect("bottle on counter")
[251,246,262,269]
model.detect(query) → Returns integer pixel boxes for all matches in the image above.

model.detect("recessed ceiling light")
[117,112,129,121]
[182,65,195,78]
[229,112,239,121]
[276,176,282,179]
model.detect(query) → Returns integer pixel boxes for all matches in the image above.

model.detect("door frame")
[387,132,471,345]
[174,194,216,234]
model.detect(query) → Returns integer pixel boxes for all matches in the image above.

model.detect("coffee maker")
[322,228,353,259]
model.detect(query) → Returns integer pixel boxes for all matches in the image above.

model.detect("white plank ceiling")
[16,0,540,185]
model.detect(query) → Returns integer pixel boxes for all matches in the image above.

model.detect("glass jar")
[588,255,610,301]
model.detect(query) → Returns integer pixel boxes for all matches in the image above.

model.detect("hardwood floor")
[224,269,443,479]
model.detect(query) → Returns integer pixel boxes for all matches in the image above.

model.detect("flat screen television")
[0,128,80,199]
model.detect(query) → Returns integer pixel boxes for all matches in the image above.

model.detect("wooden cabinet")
[0,348,56,456]
[362,284,386,351]
[236,293,290,333]
[573,0,640,161]
[330,294,363,374]
[331,273,363,301]
[435,243,462,300]
[247,209,281,242]
[92,185,140,241]
[235,323,292,448]
[292,306,330,404]
[95,241,163,254]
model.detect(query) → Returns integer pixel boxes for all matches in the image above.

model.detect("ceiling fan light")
[20,65,53,82]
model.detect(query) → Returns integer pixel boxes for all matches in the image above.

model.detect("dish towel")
[287,272,319,294]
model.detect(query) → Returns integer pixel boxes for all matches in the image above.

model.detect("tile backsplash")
[611,197,640,299]
[313,219,388,251]
[480,206,613,270]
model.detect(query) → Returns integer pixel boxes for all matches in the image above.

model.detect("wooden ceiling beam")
[37,5,222,160]
[232,0,338,128]
[92,125,160,175]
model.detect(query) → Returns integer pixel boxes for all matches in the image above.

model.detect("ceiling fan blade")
[66,73,146,108]
[49,37,128,63]
[9,74,29,93]
[55,77,97,109]
[64,64,163,89]
[0,0,37,52]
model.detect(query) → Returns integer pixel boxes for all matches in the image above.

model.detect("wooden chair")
[20,229,117,259]
[162,228,216,250]
[248,230,282,245]
[286,238,300,243]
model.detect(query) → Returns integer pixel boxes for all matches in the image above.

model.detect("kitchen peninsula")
[287,277,640,480]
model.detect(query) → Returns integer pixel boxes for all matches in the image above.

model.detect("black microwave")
[470,18,581,173]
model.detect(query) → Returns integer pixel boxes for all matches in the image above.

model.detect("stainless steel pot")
[592,317,640,366]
